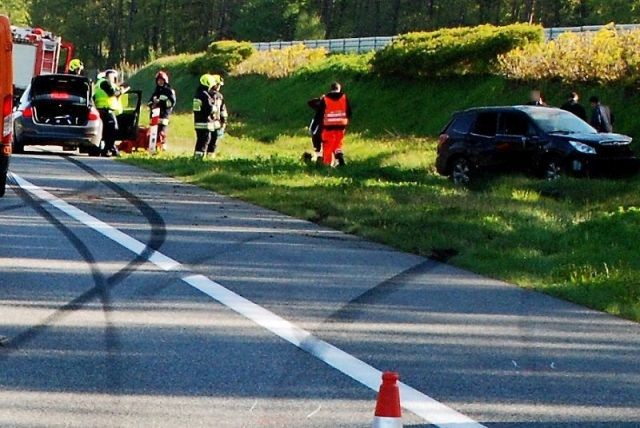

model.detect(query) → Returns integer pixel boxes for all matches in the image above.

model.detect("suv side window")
[447,112,474,135]
[498,112,533,136]
[471,112,498,137]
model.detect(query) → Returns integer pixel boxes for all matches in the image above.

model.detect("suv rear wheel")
[450,157,472,185]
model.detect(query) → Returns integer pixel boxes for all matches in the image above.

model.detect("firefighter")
[68,58,84,76]
[193,74,228,158]
[306,97,323,162]
[319,82,351,166]
[148,71,176,146]
[93,69,129,157]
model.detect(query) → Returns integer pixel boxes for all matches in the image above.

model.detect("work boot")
[335,152,346,167]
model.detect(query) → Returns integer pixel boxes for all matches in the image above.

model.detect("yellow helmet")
[69,58,83,72]
[200,73,223,89]
[211,74,224,86]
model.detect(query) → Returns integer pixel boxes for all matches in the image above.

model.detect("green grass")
[124,55,640,322]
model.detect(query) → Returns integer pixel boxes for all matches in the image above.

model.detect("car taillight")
[438,134,449,148]
[50,91,70,100]
[88,108,100,121]
[2,94,13,153]
[22,106,33,118]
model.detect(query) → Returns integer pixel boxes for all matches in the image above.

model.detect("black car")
[436,106,638,184]
[13,74,142,155]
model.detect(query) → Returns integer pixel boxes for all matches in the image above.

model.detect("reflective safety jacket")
[321,92,351,129]
[148,83,176,121]
[193,85,228,131]
[94,79,123,115]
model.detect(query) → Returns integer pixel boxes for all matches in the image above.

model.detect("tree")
[0,0,30,25]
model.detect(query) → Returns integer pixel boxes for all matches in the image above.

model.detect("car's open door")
[115,89,141,141]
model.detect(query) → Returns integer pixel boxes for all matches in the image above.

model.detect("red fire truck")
[11,26,74,98]
[0,15,12,197]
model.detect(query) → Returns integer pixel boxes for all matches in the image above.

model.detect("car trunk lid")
[30,74,91,126]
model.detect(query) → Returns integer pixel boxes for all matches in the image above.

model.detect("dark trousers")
[311,129,322,152]
[194,129,219,155]
[99,109,119,153]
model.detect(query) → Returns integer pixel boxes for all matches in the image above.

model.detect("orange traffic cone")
[373,371,402,428]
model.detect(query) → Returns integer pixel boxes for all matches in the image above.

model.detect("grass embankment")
[125,55,640,321]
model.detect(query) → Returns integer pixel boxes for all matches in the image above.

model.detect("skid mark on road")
[325,259,439,324]
[10,172,485,428]
[3,182,122,394]
[64,157,169,287]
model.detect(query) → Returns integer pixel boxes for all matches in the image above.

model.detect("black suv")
[436,106,638,184]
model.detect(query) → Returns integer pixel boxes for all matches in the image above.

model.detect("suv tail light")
[88,107,100,121]
[438,133,449,149]
[22,106,33,118]
[2,94,12,154]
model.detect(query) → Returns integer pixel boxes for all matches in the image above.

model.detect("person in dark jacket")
[306,97,323,162]
[560,91,587,121]
[589,96,613,133]
[317,82,352,166]
[193,74,228,158]
[93,69,129,157]
[68,58,84,76]
[526,89,548,106]
[148,71,176,145]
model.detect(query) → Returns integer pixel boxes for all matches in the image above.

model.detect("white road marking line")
[11,172,485,428]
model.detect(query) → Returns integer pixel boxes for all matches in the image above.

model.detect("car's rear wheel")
[0,172,6,197]
[87,145,101,157]
[12,136,25,154]
[0,156,8,197]
[542,156,564,180]
[450,157,472,185]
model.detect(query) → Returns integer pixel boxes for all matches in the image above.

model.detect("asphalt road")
[1,149,639,427]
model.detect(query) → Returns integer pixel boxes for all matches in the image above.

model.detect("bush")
[497,25,640,84]
[298,52,373,76]
[371,23,543,78]
[233,44,327,78]
[189,40,256,76]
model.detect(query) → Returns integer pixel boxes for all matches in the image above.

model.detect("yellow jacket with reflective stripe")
[94,78,123,115]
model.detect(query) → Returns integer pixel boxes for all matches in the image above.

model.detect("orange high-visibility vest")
[323,95,349,127]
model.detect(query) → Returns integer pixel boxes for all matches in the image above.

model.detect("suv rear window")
[445,112,474,135]
[471,112,497,136]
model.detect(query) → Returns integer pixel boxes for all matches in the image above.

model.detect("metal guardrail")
[253,36,395,53]
[254,24,640,54]
[544,23,640,40]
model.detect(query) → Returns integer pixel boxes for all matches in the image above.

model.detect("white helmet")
[104,69,118,79]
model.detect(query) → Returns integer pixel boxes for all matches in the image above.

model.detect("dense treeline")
[4,0,640,67]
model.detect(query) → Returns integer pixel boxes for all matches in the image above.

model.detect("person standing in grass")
[306,96,324,162]
[318,82,351,166]
[526,89,548,106]
[193,74,228,158]
[560,91,587,121]
[589,95,614,133]
[148,71,176,147]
